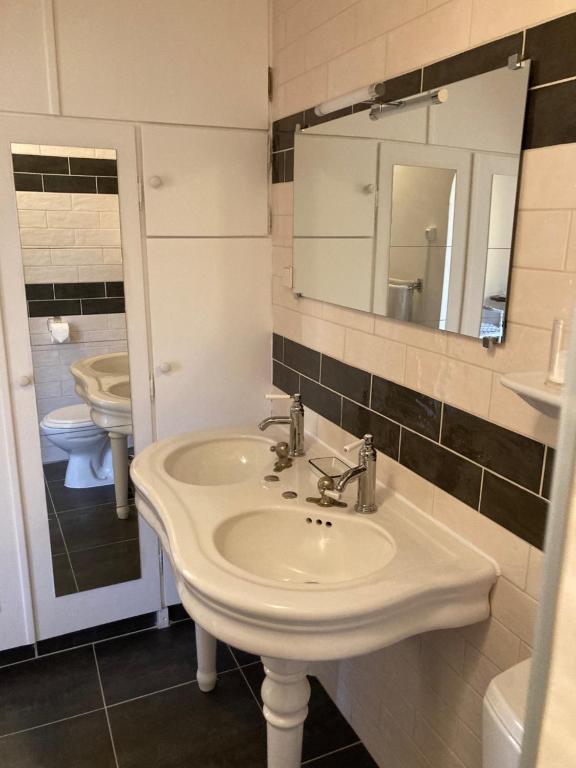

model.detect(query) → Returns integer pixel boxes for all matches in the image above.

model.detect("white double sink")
[131,425,497,768]
[71,352,132,518]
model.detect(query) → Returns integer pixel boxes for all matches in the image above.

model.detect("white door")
[141,125,268,237]
[0,115,162,641]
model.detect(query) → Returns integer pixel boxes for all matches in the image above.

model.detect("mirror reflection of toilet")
[41,404,113,489]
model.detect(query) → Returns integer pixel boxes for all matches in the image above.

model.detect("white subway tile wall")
[270,1,576,765]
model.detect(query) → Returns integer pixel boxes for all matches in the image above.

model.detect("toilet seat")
[41,403,97,431]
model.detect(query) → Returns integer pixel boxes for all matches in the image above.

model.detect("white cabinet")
[142,125,268,237]
[147,239,271,439]
[0,1,52,114]
[53,0,269,128]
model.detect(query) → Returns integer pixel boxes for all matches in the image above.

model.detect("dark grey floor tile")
[70,539,141,592]
[52,554,77,597]
[45,484,55,516]
[305,743,378,767]
[167,603,190,622]
[0,645,35,669]
[48,481,116,513]
[48,516,66,556]
[43,460,67,482]
[0,711,115,768]
[58,502,138,552]
[108,672,266,767]
[241,666,359,763]
[95,622,236,705]
[0,646,102,736]
[37,613,157,656]
[229,646,260,667]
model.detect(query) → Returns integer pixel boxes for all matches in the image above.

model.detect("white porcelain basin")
[71,352,132,435]
[214,507,396,584]
[131,424,497,661]
[165,436,273,485]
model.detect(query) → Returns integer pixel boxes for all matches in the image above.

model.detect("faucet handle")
[265,393,291,400]
[343,434,373,453]
[324,488,342,501]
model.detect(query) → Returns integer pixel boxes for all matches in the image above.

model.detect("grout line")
[92,645,120,768]
[478,468,485,511]
[538,446,548,496]
[0,707,105,741]
[227,644,263,713]
[53,508,80,593]
[529,73,576,91]
[64,536,139,556]
[302,741,363,765]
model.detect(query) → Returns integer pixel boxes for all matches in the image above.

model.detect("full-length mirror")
[293,62,531,341]
[11,142,139,597]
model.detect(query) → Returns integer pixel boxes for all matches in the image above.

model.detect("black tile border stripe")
[271,11,576,182]
[272,333,550,549]
[26,282,125,317]
[12,154,118,195]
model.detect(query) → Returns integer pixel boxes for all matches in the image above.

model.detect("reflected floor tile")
[58,502,138,552]
[52,554,77,597]
[241,665,360,763]
[0,711,115,768]
[70,539,141,592]
[0,646,102,736]
[43,460,67,483]
[95,621,236,705]
[48,481,116,513]
[108,671,266,768]
[48,516,65,556]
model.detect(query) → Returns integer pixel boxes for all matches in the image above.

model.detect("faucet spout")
[335,464,366,492]
[258,416,290,431]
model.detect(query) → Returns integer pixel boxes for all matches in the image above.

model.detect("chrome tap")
[326,434,377,513]
[258,393,305,457]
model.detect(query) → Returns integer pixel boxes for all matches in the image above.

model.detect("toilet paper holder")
[47,316,70,344]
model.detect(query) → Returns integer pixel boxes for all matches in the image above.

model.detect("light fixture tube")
[369,88,448,121]
[314,82,385,116]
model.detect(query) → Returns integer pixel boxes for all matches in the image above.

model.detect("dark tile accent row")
[26,282,125,316]
[271,11,576,183]
[272,334,550,548]
[480,472,549,548]
[0,644,36,669]
[525,12,576,87]
[523,79,576,149]
[441,405,545,492]
[36,613,157,656]
[422,33,523,90]
[12,153,118,195]
[400,428,483,509]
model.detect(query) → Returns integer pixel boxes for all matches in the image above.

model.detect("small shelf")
[501,371,563,418]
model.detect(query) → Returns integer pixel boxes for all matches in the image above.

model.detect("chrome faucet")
[258,393,305,457]
[326,434,377,513]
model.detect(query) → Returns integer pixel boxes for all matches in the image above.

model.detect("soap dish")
[308,456,351,479]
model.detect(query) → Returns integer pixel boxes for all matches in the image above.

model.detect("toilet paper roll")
[49,320,70,344]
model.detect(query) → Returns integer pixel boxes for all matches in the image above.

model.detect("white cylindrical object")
[266,393,291,400]
[314,84,377,116]
[48,319,70,344]
[343,438,364,453]
[547,318,570,386]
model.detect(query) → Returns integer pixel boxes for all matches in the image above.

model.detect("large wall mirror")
[293,62,531,342]
[10,142,138,598]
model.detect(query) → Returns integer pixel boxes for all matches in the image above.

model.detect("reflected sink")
[89,354,129,376]
[214,508,396,584]
[107,380,131,399]
[165,436,273,486]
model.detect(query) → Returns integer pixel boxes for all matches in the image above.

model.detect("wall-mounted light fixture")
[314,82,386,116]
[369,88,448,121]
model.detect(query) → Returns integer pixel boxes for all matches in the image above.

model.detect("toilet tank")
[483,659,531,768]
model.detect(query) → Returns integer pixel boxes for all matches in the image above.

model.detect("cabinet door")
[53,0,268,128]
[142,125,268,237]
[147,239,271,439]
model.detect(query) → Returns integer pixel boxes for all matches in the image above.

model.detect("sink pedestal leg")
[109,432,130,520]
[195,625,217,692]
[261,657,310,768]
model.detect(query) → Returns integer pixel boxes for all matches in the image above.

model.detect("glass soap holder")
[308,455,351,479]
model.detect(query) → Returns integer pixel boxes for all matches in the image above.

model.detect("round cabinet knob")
[362,183,375,194]
[17,375,32,387]
[159,362,172,374]
[148,176,163,189]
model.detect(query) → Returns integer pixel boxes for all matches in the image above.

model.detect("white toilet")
[41,403,114,489]
[483,659,531,768]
